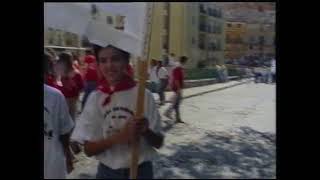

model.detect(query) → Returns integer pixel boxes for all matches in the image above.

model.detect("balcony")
[207,8,222,18]
[199,24,207,32]
[199,5,206,14]
[199,43,205,50]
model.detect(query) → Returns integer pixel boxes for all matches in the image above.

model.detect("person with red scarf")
[56,52,84,155]
[56,52,84,120]
[71,45,164,179]
[81,51,99,110]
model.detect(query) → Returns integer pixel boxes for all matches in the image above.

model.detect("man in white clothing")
[148,59,159,93]
[271,58,276,83]
[156,60,169,105]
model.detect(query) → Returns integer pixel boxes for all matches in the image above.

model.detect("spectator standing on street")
[168,53,177,67]
[221,65,229,82]
[82,52,99,110]
[271,58,276,83]
[71,45,164,179]
[57,52,84,120]
[44,50,61,90]
[164,56,188,123]
[44,52,74,179]
[156,60,169,105]
[72,52,81,72]
[148,59,159,93]
[57,52,84,155]
[215,64,222,83]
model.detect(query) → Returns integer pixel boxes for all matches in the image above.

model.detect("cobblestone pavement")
[68,82,276,179]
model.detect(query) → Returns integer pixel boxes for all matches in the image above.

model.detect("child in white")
[71,86,162,169]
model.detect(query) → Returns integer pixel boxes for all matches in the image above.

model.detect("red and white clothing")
[84,64,98,82]
[84,55,96,64]
[60,71,84,98]
[170,62,184,92]
[83,55,98,82]
[45,74,62,91]
[126,64,134,78]
[71,76,163,169]
[157,66,169,80]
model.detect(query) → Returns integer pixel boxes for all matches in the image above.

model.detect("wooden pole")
[130,3,154,179]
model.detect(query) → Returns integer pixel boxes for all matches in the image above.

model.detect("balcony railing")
[199,5,206,14]
[199,24,206,32]
[199,44,205,50]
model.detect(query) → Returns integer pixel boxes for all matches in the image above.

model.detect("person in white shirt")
[221,65,229,82]
[44,52,74,179]
[156,60,169,105]
[168,53,177,67]
[215,65,222,83]
[148,59,159,93]
[71,45,164,179]
[271,58,276,83]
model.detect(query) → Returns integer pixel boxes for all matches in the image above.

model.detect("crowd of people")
[147,53,189,123]
[44,46,188,179]
[44,44,275,178]
[225,56,276,84]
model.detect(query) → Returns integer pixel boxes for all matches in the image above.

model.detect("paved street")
[68,82,276,179]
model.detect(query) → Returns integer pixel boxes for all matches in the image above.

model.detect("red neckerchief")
[97,75,136,106]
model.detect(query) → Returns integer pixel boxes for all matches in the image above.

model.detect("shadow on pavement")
[154,126,276,179]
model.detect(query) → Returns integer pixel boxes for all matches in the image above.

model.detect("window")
[162,36,168,49]
[106,16,113,25]
[259,36,265,45]
[163,16,169,29]
[227,23,232,28]
[237,24,241,28]
[199,34,206,49]
[258,6,264,12]
[226,35,231,43]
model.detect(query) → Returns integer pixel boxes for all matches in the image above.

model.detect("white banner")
[85,21,143,57]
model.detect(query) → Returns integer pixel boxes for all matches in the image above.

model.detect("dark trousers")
[272,73,276,83]
[166,92,182,121]
[82,81,97,110]
[158,79,168,103]
[96,161,154,179]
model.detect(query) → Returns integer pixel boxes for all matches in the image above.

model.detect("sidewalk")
[152,78,254,102]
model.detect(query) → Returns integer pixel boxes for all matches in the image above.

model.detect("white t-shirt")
[44,85,74,179]
[71,86,163,170]
[148,66,159,83]
[157,67,169,80]
[168,56,178,67]
[271,59,276,74]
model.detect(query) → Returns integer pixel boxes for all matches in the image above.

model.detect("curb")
[183,79,253,100]
[162,78,253,102]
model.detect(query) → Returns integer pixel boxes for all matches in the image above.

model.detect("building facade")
[147,2,225,68]
[246,22,275,59]
[225,21,247,60]
[220,2,276,61]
